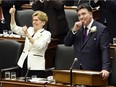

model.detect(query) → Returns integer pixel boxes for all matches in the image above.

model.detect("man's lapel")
[82,33,93,47]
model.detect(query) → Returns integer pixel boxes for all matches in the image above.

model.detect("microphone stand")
[70,68,73,86]
[24,67,31,82]
[69,58,78,86]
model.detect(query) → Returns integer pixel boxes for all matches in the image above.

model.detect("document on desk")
[29,78,47,83]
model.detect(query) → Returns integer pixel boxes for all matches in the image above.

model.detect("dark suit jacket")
[90,0,116,43]
[64,20,110,71]
[64,0,75,6]
[64,0,89,6]
[32,0,69,43]
[0,0,29,33]
[0,0,12,33]
[73,0,89,6]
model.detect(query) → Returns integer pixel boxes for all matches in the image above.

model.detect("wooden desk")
[1,80,45,87]
[1,80,75,87]
[53,70,108,86]
[0,36,25,44]
[0,36,58,69]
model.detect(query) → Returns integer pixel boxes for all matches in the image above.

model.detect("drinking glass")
[3,30,8,37]
[11,72,16,80]
[5,72,10,80]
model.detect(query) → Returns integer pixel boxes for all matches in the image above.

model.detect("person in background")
[32,0,69,44]
[74,0,89,6]
[64,0,75,6]
[90,0,116,43]
[64,4,110,80]
[0,0,29,33]
[64,0,89,6]
[9,5,51,76]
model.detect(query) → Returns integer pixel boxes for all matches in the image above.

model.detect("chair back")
[0,39,23,69]
[64,9,78,29]
[16,9,35,27]
[55,44,75,70]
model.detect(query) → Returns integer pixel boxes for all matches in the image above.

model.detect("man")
[64,4,110,80]
[90,0,116,43]
[0,0,29,33]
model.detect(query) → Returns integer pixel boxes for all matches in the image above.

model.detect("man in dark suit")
[64,4,110,80]
[0,0,12,33]
[90,0,116,43]
[0,0,29,33]
[32,0,69,44]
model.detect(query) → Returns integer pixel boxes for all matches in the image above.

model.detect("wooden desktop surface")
[1,79,76,87]
[0,36,25,43]
[1,80,45,87]
[53,70,108,86]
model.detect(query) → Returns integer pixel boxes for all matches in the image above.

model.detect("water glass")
[11,72,16,80]
[47,76,55,84]
[31,75,37,80]
[9,30,13,36]
[5,72,10,80]
[3,30,8,37]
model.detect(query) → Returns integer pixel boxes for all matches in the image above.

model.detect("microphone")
[24,67,31,81]
[70,58,78,86]
[70,58,78,70]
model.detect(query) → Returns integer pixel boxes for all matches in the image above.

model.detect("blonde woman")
[9,5,51,77]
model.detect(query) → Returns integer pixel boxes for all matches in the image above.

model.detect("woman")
[9,5,51,76]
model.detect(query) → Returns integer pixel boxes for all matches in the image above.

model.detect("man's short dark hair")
[76,3,92,12]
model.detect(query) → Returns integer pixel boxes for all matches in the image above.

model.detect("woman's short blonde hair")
[32,11,48,22]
